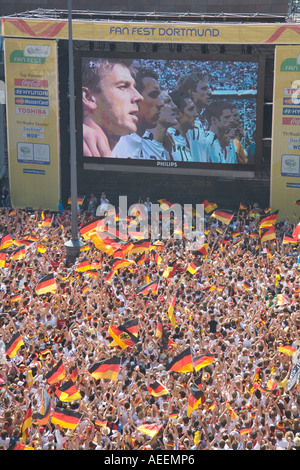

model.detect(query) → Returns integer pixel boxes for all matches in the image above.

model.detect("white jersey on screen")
[167,128,192,162]
[142,131,171,161]
[112,132,171,161]
[186,116,210,162]
[111,133,143,159]
[206,131,237,164]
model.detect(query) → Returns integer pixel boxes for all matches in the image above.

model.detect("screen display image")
[79,54,261,172]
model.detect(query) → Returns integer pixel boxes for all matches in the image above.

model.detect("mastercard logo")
[15,98,25,104]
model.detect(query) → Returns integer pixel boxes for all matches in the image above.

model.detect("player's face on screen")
[137,77,163,129]
[91,63,143,136]
[180,98,198,130]
[158,91,177,127]
[193,80,212,107]
[216,108,235,132]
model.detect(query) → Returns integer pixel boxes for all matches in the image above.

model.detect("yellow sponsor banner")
[1,17,300,44]
[4,38,60,210]
[270,45,300,221]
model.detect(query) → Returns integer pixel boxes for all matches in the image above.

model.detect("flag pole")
[65,0,83,265]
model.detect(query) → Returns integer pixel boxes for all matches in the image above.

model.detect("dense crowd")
[0,196,299,451]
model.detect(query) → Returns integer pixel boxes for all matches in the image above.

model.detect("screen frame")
[75,49,265,177]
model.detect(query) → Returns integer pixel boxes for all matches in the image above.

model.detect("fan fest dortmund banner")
[4,38,60,210]
[270,45,300,220]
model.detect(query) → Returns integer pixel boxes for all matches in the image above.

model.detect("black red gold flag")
[193,355,215,372]
[147,381,169,397]
[55,380,82,402]
[5,331,24,358]
[87,357,121,381]
[135,279,159,296]
[45,359,65,385]
[167,347,193,373]
[35,273,57,295]
[210,210,233,225]
[187,384,204,417]
[35,388,51,425]
[51,408,82,430]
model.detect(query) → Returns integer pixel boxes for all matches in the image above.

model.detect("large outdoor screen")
[77,52,263,175]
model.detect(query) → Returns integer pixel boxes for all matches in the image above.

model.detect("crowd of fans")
[0,195,299,451]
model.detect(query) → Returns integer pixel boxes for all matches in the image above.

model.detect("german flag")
[187,258,201,275]
[202,200,218,214]
[137,423,163,437]
[0,233,13,250]
[45,359,65,385]
[135,279,159,296]
[161,328,177,350]
[278,344,296,356]
[251,383,271,394]
[35,388,51,425]
[135,252,146,267]
[295,200,300,205]
[87,356,121,381]
[276,294,289,306]
[10,246,26,261]
[55,380,82,402]
[76,258,91,272]
[128,239,150,254]
[211,210,233,225]
[240,427,252,435]
[283,235,298,244]
[95,419,107,428]
[155,315,163,338]
[147,381,169,397]
[68,196,85,206]
[226,402,237,420]
[192,243,208,258]
[21,403,32,441]
[79,217,105,241]
[168,294,178,328]
[151,250,162,266]
[108,321,139,350]
[292,223,300,241]
[81,284,89,294]
[14,238,34,247]
[242,281,251,290]
[260,226,276,244]
[162,260,177,279]
[110,258,135,273]
[10,293,21,303]
[35,273,57,295]
[38,217,52,228]
[157,199,173,211]
[259,211,278,230]
[69,365,79,383]
[167,347,193,373]
[239,203,248,211]
[187,383,204,417]
[0,252,6,268]
[51,408,82,430]
[5,331,24,358]
[193,355,215,372]
[37,244,47,253]
[264,206,271,214]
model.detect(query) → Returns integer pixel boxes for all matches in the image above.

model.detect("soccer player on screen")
[142,90,177,161]
[112,67,164,159]
[167,90,198,162]
[82,58,143,157]
[176,71,212,162]
[205,101,237,164]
